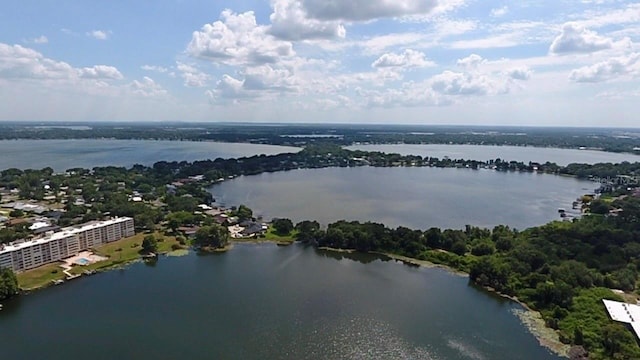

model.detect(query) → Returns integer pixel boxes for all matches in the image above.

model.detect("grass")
[262,226,298,243]
[17,232,183,288]
[17,263,66,290]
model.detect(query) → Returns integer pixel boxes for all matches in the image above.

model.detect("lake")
[0,244,559,360]
[347,144,640,166]
[210,167,594,230]
[0,139,299,171]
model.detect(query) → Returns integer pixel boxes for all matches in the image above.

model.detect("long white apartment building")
[0,217,134,272]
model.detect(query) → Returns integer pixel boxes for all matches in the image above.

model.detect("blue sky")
[1,0,639,126]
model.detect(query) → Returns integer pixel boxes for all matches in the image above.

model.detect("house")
[213,214,229,225]
[240,223,267,237]
[178,226,200,238]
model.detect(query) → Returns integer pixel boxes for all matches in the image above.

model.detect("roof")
[0,217,133,255]
[603,299,640,339]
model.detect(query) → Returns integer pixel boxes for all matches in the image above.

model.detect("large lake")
[0,244,559,360]
[347,144,640,166]
[211,167,594,230]
[0,139,299,171]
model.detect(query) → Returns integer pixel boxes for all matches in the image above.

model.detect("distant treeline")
[1,123,639,154]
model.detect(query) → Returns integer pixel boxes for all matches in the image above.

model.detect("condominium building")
[0,217,134,272]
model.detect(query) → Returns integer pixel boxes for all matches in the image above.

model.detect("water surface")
[0,139,299,171]
[211,167,593,229]
[347,144,640,166]
[0,244,559,360]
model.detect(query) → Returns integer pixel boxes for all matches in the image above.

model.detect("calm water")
[211,167,594,230]
[347,144,640,166]
[0,244,559,360]
[0,139,299,171]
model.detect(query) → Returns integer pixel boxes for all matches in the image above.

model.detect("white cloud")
[490,6,508,18]
[570,53,640,82]
[372,49,435,69]
[209,74,253,100]
[86,30,110,40]
[506,67,532,80]
[431,71,503,96]
[141,65,168,73]
[0,43,122,81]
[129,77,167,97]
[549,23,612,54]
[208,64,299,101]
[456,54,485,69]
[269,0,346,40]
[187,10,294,66]
[176,62,210,87]
[299,0,441,21]
[433,19,478,37]
[576,3,640,28]
[79,65,123,80]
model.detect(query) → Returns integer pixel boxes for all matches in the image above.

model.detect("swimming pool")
[75,258,90,266]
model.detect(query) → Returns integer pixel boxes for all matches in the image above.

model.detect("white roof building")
[603,299,640,339]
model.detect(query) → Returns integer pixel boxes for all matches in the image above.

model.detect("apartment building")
[0,217,134,272]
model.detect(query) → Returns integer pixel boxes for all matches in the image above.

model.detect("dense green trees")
[272,218,294,235]
[194,224,230,249]
[141,235,158,254]
[0,267,19,301]
[233,205,253,221]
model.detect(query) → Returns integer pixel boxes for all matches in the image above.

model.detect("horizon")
[1,1,639,126]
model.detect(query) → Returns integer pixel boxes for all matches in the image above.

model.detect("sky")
[0,1,639,127]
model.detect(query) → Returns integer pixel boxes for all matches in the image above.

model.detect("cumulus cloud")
[129,77,167,97]
[176,62,210,87]
[456,54,485,69]
[430,71,503,96]
[79,65,123,80]
[372,49,435,69]
[0,43,122,81]
[269,0,346,40]
[570,53,640,82]
[86,30,110,40]
[300,0,440,21]
[208,65,298,101]
[506,67,532,80]
[549,23,612,54]
[187,10,294,66]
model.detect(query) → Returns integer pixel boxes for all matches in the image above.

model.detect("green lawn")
[17,263,66,290]
[263,226,297,243]
[17,232,183,288]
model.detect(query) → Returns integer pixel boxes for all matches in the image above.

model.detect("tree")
[141,235,158,254]
[272,218,294,235]
[0,267,19,301]
[194,224,229,249]
[589,199,610,215]
[451,240,467,256]
[9,209,23,218]
[295,220,321,242]
[234,205,253,221]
